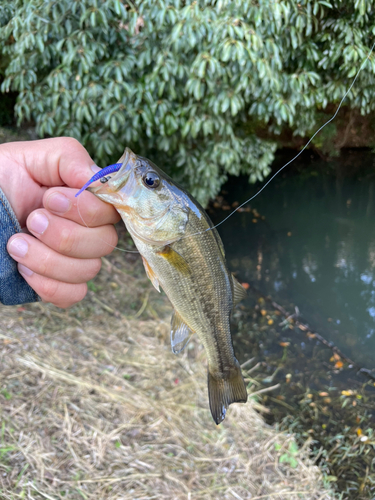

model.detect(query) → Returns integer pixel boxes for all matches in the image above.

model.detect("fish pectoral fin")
[157,245,190,275]
[170,311,194,354]
[208,360,248,425]
[232,274,247,305]
[141,256,160,292]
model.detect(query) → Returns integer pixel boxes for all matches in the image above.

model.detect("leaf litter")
[0,228,334,500]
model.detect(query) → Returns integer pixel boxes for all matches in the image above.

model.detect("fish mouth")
[88,149,137,201]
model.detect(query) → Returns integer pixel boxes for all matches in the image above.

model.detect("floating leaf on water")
[341,390,355,396]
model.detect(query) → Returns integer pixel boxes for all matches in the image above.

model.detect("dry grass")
[0,242,334,500]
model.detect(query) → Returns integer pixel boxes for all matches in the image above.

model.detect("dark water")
[214,150,375,368]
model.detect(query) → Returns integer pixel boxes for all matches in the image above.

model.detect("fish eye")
[142,171,160,189]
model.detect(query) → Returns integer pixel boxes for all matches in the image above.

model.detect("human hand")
[1,137,120,308]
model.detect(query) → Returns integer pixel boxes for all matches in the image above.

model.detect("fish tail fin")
[207,359,248,425]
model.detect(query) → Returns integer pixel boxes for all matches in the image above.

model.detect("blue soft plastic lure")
[75,163,122,197]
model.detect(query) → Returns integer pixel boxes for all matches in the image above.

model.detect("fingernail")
[91,164,101,173]
[18,263,33,277]
[28,212,49,235]
[46,192,71,214]
[8,237,28,258]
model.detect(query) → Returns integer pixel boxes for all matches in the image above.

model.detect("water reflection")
[215,152,375,366]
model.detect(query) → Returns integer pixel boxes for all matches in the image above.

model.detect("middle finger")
[26,209,118,258]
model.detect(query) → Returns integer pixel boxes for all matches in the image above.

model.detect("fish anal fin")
[232,274,247,305]
[141,256,160,292]
[171,311,194,354]
[157,246,190,275]
[207,359,248,425]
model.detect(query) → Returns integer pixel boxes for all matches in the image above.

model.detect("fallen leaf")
[341,390,354,396]
[268,319,274,325]
[279,341,290,347]
[307,332,316,338]
[287,232,292,237]
[334,361,343,369]
[241,282,250,290]
[357,428,362,436]
[252,218,258,223]
[319,392,329,397]
[260,309,267,316]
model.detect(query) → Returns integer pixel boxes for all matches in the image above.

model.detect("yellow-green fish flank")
[89,148,248,424]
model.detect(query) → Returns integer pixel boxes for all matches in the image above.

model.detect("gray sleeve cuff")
[0,187,40,305]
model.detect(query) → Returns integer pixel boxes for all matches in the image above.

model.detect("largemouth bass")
[89,148,248,424]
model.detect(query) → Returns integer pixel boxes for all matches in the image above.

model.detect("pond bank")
[0,234,334,499]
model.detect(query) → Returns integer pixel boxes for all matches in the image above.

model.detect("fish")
[86,148,248,424]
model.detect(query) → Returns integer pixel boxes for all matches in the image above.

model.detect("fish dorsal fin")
[232,274,247,305]
[171,311,194,354]
[157,245,190,275]
[141,256,160,292]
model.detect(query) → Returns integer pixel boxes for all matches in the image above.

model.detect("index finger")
[43,187,121,227]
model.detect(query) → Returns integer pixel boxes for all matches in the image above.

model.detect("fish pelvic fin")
[207,360,248,425]
[141,256,160,292]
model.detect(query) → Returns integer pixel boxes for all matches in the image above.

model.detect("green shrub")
[1,1,374,204]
